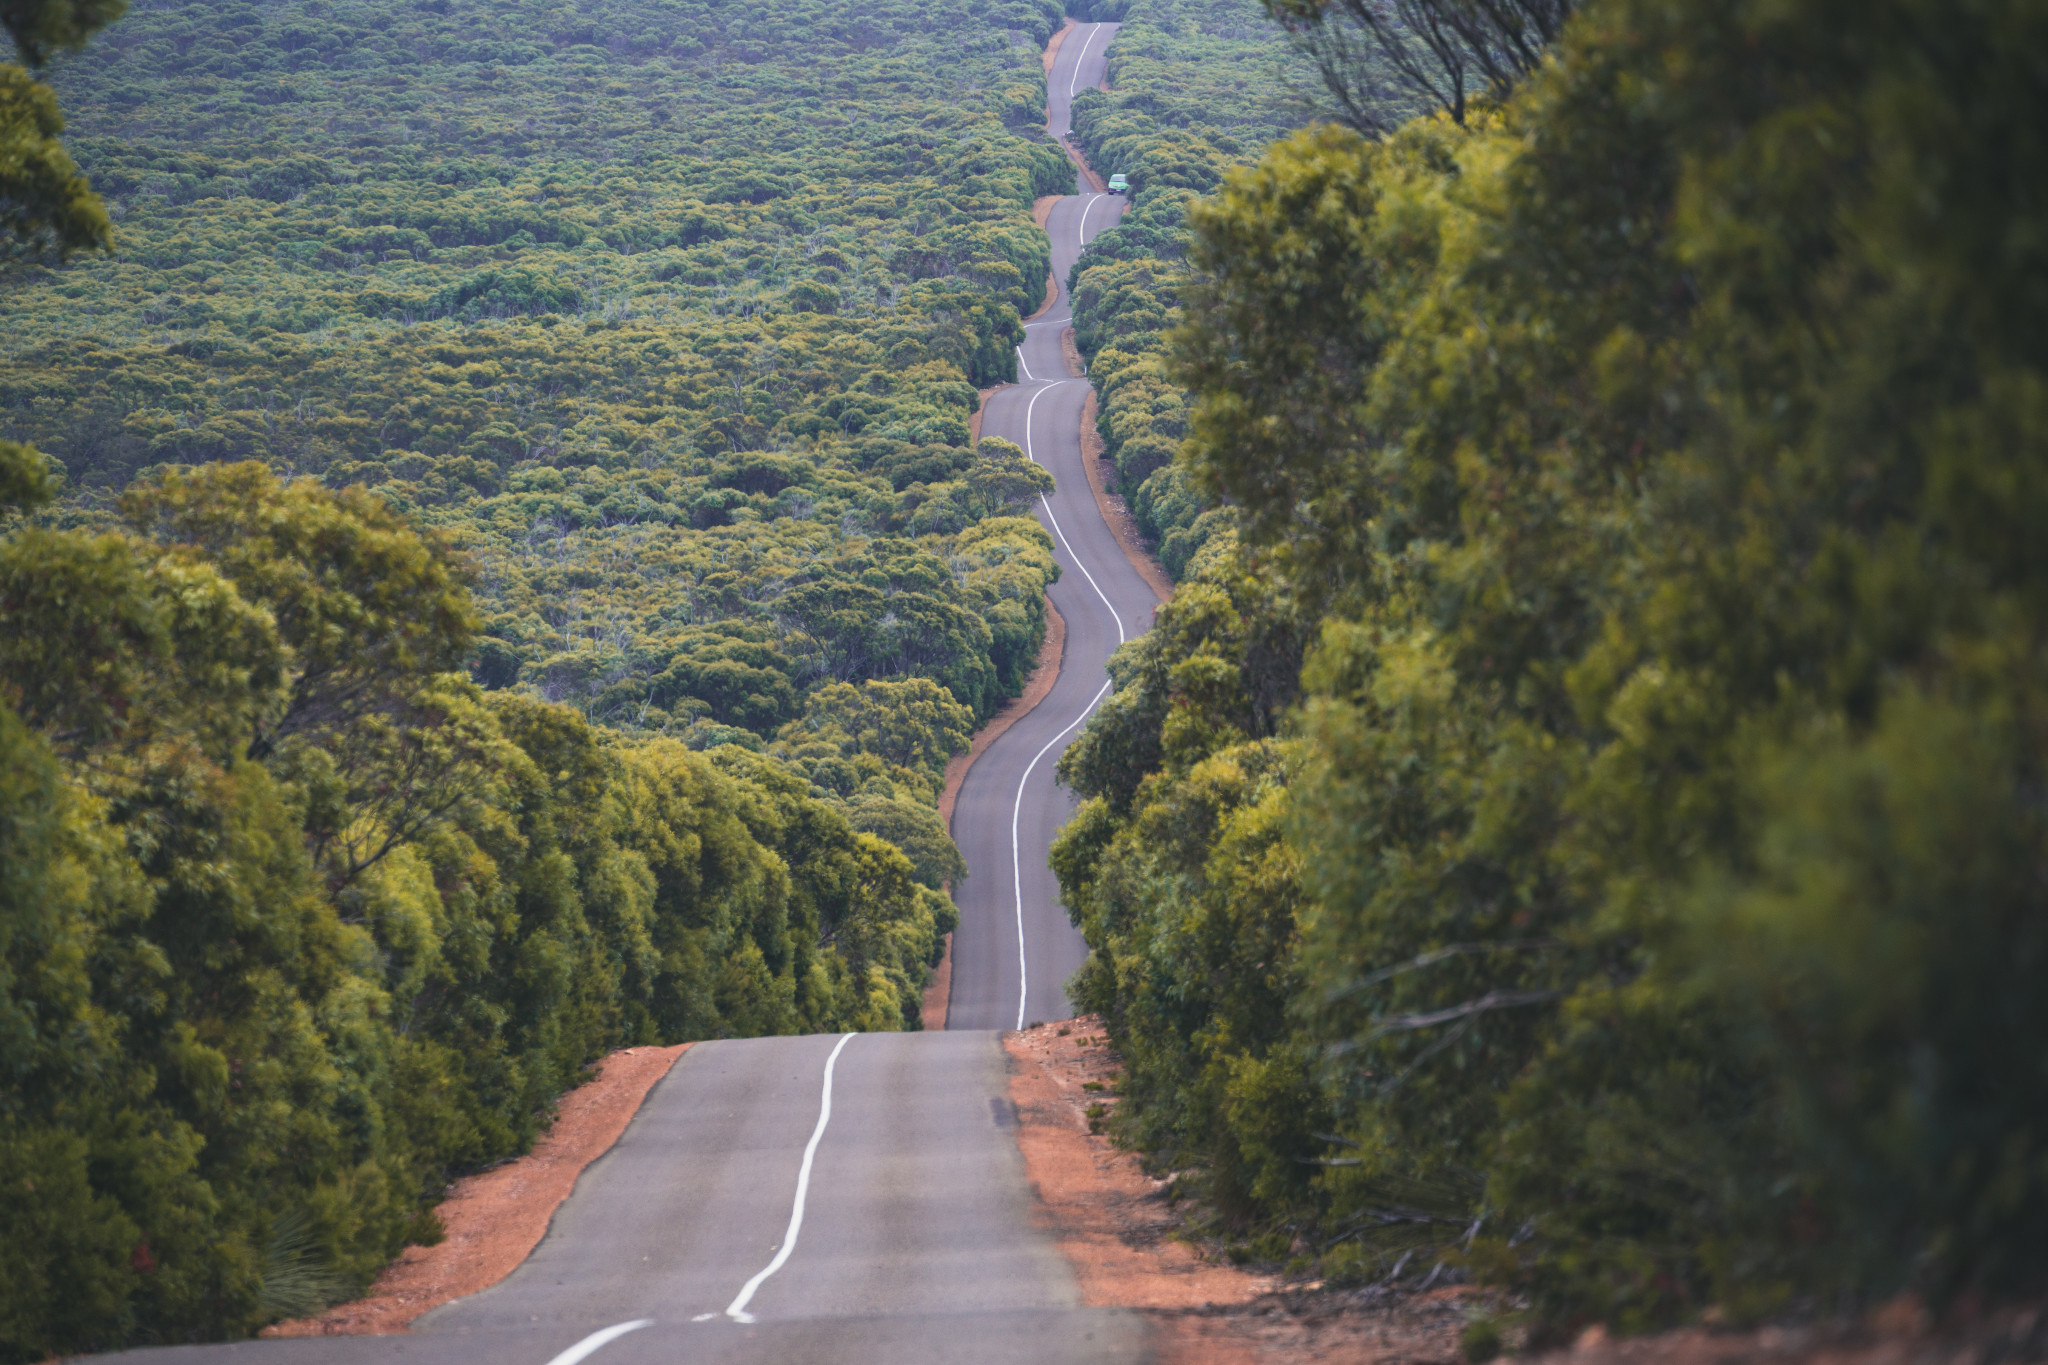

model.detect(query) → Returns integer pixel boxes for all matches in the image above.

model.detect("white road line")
[723,1033,856,1324]
[1009,677,1114,1028]
[1066,23,1103,101]
[1004,377,1131,1027]
[1077,192,1103,245]
[1019,382,1127,646]
[542,1320,651,1365]
[1016,345,1036,381]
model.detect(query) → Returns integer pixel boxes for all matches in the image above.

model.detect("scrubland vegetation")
[4,0,2042,1350]
[1058,0,2048,1336]
[0,0,1072,1353]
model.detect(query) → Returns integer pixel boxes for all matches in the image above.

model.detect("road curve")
[947,22,1153,1031]
[94,1034,1146,1365]
[84,25,1156,1365]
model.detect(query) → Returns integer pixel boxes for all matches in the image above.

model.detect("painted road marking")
[1006,375,1130,1027]
[1067,23,1103,101]
[541,1319,651,1365]
[1008,676,1114,1028]
[1077,192,1105,245]
[722,1032,856,1323]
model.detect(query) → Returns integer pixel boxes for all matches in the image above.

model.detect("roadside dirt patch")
[1005,1019,1269,1310]
[1035,194,1062,231]
[1007,1022,2048,1365]
[1151,1287,1478,1365]
[264,1044,689,1336]
[1007,1019,1481,1365]
[925,599,1066,1029]
[1063,139,1110,193]
[969,384,1004,444]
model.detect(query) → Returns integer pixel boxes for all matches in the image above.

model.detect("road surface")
[947,20,1153,1031]
[89,21,1156,1365]
[101,1034,1144,1365]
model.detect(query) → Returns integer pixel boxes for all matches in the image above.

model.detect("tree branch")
[1368,988,1565,1038]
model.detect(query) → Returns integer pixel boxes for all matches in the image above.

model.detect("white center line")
[722,1032,855,1324]
[542,1319,651,1365]
[1066,23,1103,102]
[1004,377,1128,1027]
[1077,192,1104,246]
[1008,678,1113,1028]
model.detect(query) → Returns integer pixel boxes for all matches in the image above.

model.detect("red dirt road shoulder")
[265,1044,689,1336]
[1007,1020,1477,1365]
[1005,1019,1268,1311]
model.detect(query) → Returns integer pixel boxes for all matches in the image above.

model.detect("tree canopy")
[1057,0,2048,1331]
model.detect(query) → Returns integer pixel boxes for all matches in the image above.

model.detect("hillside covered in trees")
[6,0,1077,742]
[0,0,1076,1355]
[1056,0,2048,1337]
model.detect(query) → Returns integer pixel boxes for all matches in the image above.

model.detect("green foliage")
[965,436,1054,518]
[776,676,975,806]
[0,464,948,1358]
[1053,533,1317,1221]
[2,0,127,69]
[1,0,1070,756]
[1060,0,1314,575]
[0,0,1072,1352]
[0,63,109,262]
[0,0,122,267]
[0,438,55,508]
[1058,0,2048,1330]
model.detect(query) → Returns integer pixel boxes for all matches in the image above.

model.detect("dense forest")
[6,0,1079,738]
[1056,0,2048,1338]
[0,0,1073,1355]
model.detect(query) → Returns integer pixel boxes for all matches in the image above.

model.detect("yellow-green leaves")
[0,64,109,263]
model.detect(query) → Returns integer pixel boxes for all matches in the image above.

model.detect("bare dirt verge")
[1008,1021,2048,1365]
[1006,1018,1269,1310]
[1054,65,1110,193]
[1006,1019,1480,1365]
[1035,193,1062,231]
[923,599,1066,1029]
[1061,339,1173,603]
[263,1044,689,1336]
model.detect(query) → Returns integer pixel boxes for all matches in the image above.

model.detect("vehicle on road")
[1106,173,1127,194]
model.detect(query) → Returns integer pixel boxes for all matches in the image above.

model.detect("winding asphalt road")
[948,20,1154,1031]
[90,22,1156,1365]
